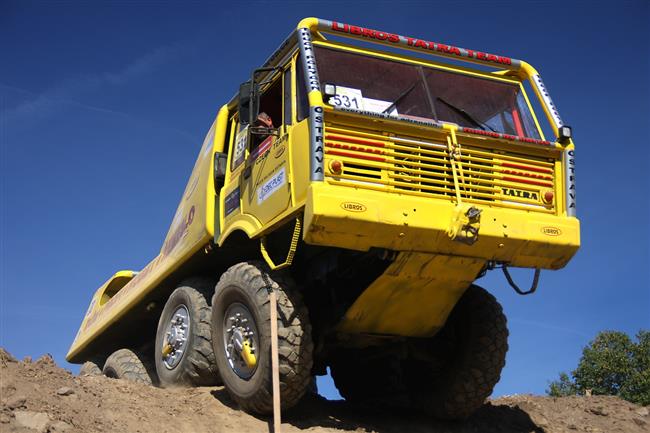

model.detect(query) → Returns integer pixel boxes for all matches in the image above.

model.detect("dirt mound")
[1,348,648,433]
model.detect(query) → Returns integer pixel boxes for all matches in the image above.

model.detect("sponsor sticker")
[184,175,199,201]
[225,187,240,217]
[327,20,517,67]
[565,149,576,216]
[541,226,562,236]
[257,168,286,204]
[162,206,195,256]
[340,202,367,212]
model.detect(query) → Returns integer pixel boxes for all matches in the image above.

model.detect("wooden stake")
[269,288,282,433]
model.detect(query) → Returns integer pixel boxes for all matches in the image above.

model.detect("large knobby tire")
[155,280,221,387]
[79,360,102,376]
[103,348,156,385]
[211,261,313,414]
[330,352,407,408]
[410,285,508,419]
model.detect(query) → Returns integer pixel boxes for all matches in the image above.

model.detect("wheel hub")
[162,305,190,369]
[223,303,259,379]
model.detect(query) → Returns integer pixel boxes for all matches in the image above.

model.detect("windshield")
[315,46,541,139]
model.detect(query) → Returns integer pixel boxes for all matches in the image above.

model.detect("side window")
[283,67,292,126]
[257,77,282,131]
[252,77,282,153]
[296,58,309,122]
[232,66,293,172]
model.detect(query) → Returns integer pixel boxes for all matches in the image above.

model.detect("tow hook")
[448,205,482,245]
[503,265,541,295]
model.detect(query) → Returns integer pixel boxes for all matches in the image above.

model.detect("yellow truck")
[68,18,580,419]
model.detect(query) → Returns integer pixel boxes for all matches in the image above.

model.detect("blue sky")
[1,1,648,401]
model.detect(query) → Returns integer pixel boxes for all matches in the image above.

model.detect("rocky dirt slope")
[1,348,648,433]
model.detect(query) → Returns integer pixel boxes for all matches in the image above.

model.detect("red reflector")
[543,191,554,204]
[330,160,343,174]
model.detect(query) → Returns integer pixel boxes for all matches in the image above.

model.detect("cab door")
[229,66,293,229]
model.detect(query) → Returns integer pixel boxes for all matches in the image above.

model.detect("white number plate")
[328,86,363,110]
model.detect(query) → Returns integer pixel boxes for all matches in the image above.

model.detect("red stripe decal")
[251,136,273,160]
[503,176,553,188]
[462,128,552,146]
[326,142,385,155]
[325,134,385,148]
[502,162,553,175]
[502,170,553,181]
[326,149,386,163]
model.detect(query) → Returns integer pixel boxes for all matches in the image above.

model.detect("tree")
[547,372,577,397]
[547,330,650,405]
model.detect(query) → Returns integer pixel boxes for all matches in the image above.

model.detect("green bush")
[547,330,649,405]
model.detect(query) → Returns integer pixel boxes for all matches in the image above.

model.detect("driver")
[255,112,274,129]
[251,112,274,149]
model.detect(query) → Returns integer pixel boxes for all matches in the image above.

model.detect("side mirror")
[214,152,228,190]
[238,81,260,126]
[238,81,251,126]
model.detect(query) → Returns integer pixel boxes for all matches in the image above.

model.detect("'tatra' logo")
[340,202,367,212]
[501,187,539,201]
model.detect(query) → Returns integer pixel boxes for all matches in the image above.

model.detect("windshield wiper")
[382,81,419,114]
[436,97,496,132]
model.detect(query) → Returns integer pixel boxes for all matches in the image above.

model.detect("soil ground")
[1,348,648,433]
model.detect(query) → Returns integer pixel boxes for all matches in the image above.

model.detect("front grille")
[323,125,556,214]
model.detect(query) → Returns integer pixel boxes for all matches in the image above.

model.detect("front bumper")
[303,182,580,270]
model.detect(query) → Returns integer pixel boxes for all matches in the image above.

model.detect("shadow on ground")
[210,390,543,433]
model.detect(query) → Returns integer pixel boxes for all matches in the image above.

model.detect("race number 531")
[328,86,363,110]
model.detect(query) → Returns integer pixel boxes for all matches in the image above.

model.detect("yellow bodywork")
[68,18,580,362]
[338,253,485,337]
[67,107,229,362]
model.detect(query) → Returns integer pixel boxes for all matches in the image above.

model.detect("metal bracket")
[447,205,481,245]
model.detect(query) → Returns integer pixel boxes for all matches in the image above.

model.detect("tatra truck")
[67,18,580,419]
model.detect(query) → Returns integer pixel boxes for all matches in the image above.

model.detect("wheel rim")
[162,305,190,370]
[223,302,259,379]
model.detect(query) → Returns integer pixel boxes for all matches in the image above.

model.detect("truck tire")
[155,280,220,387]
[330,352,406,408]
[103,348,156,385]
[409,285,508,419]
[79,360,102,376]
[211,261,313,414]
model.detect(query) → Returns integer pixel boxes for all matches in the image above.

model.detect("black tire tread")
[213,261,313,414]
[79,360,102,376]
[165,279,220,386]
[103,348,155,385]
[330,353,406,408]
[425,285,509,419]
